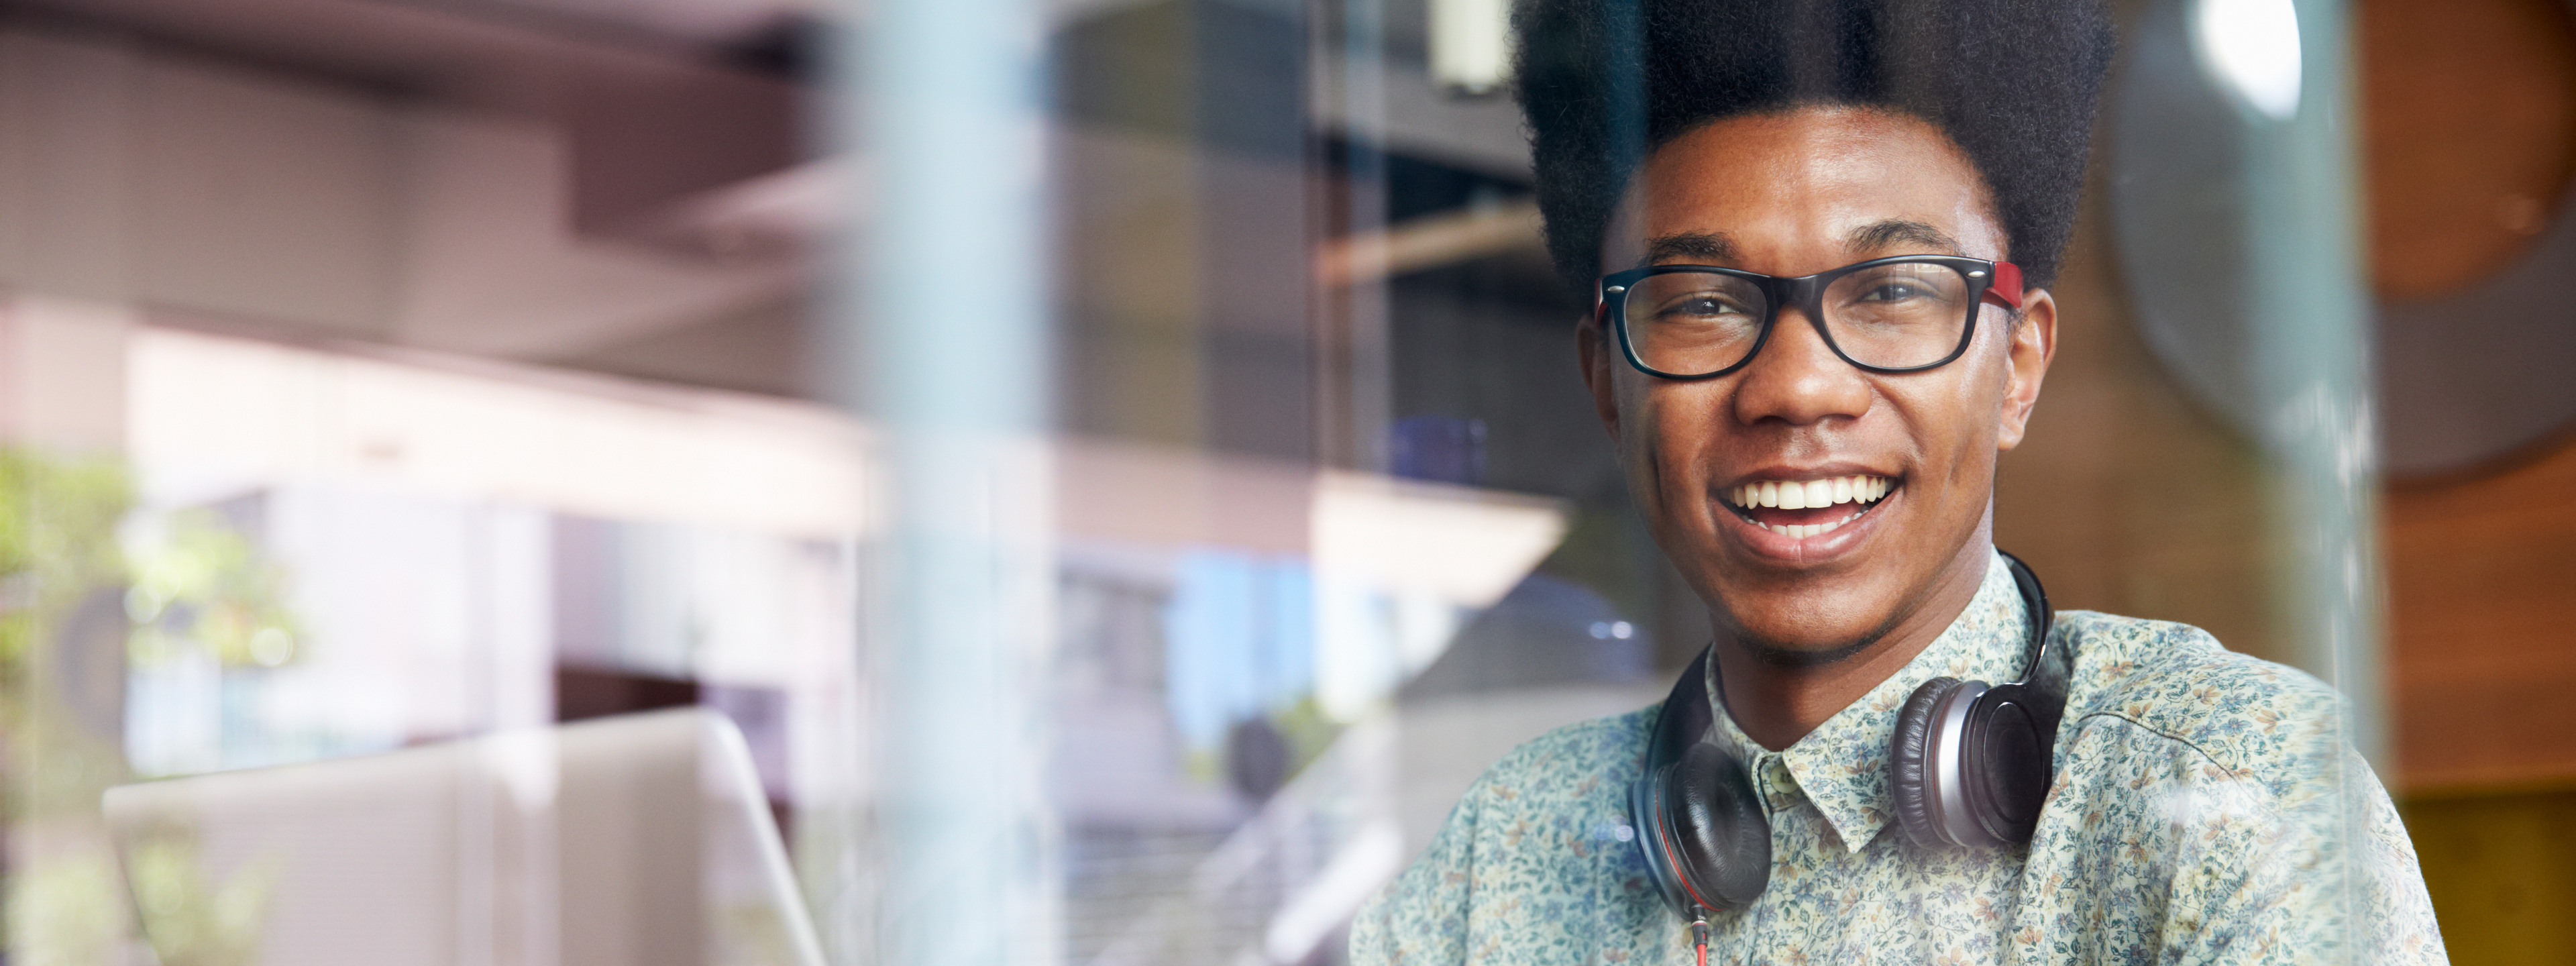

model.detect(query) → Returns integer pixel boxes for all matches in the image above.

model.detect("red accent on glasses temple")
[1988,262,2025,309]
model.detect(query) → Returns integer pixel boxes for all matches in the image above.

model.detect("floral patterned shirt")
[1352,551,2446,965]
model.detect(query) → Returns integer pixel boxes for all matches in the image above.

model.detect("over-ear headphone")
[1629,551,2066,916]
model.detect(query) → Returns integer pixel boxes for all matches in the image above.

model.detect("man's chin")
[1734,630,1886,668]
[1716,587,1913,668]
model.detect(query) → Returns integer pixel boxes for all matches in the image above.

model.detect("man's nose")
[1731,308,1872,426]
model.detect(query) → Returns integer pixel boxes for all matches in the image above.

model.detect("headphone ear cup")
[1961,683,2053,845]
[1666,742,1770,910]
[1889,676,1961,849]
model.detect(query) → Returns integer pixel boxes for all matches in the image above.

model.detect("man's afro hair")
[1512,0,2116,294]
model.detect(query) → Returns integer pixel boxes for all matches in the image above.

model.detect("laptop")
[103,708,828,966]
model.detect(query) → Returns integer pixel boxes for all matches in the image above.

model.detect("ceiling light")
[1430,0,1511,97]
[2193,0,2303,121]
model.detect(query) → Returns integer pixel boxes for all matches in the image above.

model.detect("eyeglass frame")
[1594,255,2025,380]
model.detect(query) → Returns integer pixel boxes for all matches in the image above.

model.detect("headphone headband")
[1996,549,2067,731]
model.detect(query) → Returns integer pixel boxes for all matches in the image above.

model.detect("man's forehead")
[1603,109,2004,269]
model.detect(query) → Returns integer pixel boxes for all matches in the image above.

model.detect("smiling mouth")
[1723,474,1898,538]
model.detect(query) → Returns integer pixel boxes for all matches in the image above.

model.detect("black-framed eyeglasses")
[1595,256,2025,379]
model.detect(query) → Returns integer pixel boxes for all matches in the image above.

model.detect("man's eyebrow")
[1641,231,1737,266]
[1845,219,1963,255]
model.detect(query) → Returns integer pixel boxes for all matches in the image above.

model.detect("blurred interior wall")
[2381,431,2576,963]
[0,295,132,454]
[2003,0,2576,957]
[1051,0,1317,460]
[2359,0,2576,791]
[2346,0,2576,957]
[0,23,806,377]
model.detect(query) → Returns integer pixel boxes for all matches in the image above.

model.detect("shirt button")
[1758,757,1803,811]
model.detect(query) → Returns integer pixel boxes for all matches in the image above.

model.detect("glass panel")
[1,0,2554,961]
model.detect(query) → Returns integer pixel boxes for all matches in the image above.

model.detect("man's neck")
[1711,537,1996,751]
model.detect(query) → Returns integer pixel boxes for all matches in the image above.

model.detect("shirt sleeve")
[2159,745,2447,965]
[2036,708,2449,965]
[1350,777,1485,966]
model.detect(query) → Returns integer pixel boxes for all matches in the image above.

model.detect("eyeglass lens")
[1622,262,1975,374]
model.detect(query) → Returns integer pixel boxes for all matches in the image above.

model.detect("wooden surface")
[2008,5,2576,958]
[2361,0,2576,299]
[2360,0,2576,792]
[2385,439,2576,791]
[2007,0,2576,795]
[1993,131,2282,673]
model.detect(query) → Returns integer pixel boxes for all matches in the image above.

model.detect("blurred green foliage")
[0,450,131,682]
[4,847,126,966]
[127,508,301,670]
[123,830,278,966]
[1,450,308,965]
[0,447,136,965]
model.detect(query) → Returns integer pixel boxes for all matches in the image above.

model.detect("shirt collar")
[1700,549,2033,853]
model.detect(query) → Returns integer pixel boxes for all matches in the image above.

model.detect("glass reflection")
[0,0,2561,961]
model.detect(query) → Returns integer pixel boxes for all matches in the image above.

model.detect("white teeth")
[1727,475,1894,508]
[1766,516,1859,539]
[1727,475,1897,510]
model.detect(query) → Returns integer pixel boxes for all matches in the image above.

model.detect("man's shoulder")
[2034,614,2439,962]
[2054,609,2345,796]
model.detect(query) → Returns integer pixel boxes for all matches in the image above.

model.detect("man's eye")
[1660,296,1749,318]
[1859,280,1931,302]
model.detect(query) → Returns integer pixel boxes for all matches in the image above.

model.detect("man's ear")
[1575,315,1622,441]
[1994,289,2057,452]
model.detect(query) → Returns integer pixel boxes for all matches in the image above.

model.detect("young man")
[1351,0,2445,962]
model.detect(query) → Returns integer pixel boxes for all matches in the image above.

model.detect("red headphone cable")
[1690,914,1710,966]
